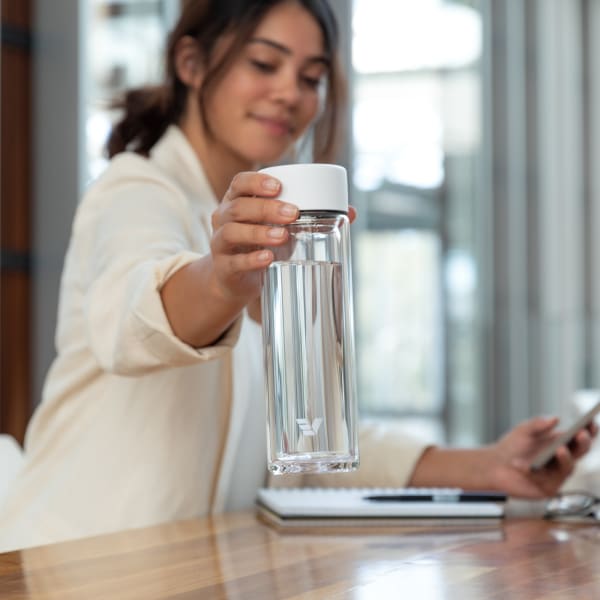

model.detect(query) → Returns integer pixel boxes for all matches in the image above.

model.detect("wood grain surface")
[1,512,599,599]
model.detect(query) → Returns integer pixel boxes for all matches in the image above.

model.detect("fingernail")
[267,227,285,239]
[262,177,280,191]
[279,203,297,217]
[258,250,271,262]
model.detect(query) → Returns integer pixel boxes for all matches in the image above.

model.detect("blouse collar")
[150,125,218,210]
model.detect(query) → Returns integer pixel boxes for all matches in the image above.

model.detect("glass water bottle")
[259,164,359,474]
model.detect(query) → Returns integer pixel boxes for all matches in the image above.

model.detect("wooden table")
[1,511,599,599]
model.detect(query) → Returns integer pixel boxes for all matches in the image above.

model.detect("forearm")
[408,446,498,490]
[160,256,247,347]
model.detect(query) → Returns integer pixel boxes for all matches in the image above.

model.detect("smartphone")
[530,401,600,471]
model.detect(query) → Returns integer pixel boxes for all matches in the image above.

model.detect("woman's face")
[202,2,328,167]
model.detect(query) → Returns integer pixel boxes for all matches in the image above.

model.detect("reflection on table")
[1,511,600,598]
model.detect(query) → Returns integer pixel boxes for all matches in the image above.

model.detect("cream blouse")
[0,126,427,552]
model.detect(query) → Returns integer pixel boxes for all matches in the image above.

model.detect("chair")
[0,434,24,504]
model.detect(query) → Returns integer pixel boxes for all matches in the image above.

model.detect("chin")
[247,144,296,166]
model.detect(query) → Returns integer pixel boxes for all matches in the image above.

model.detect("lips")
[251,114,295,136]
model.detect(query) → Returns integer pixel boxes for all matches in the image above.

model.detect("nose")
[272,68,302,107]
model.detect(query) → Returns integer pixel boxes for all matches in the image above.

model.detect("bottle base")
[268,456,359,475]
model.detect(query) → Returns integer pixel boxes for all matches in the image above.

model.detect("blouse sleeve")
[75,155,240,375]
[269,420,430,489]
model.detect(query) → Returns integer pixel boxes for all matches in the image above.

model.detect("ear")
[173,35,205,90]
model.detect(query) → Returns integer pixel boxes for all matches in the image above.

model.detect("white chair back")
[0,434,24,504]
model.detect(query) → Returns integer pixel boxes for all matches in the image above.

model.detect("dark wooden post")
[1,0,33,445]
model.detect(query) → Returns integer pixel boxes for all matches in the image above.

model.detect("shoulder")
[71,152,194,235]
[94,152,183,196]
[81,152,190,212]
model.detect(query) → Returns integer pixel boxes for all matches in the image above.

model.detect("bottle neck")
[295,210,347,223]
[298,210,346,216]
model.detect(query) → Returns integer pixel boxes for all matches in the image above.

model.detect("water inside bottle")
[263,260,356,473]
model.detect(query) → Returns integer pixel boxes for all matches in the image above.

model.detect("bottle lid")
[259,163,348,212]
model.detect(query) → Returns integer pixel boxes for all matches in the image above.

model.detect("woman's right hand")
[161,171,354,346]
[209,172,298,304]
[161,171,297,347]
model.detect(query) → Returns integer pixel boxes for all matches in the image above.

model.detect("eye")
[250,59,276,73]
[301,76,321,90]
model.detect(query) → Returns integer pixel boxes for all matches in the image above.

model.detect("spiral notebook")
[256,487,506,530]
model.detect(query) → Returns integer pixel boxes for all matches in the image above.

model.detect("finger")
[213,222,289,252]
[526,416,560,436]
[587,421,599,437]
[222,196,298,227]
[215,248,274,276]
[553,445,575,475]
[569,429,592,458]
[223,172,282,203]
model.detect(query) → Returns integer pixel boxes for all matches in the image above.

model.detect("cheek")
[205,81,252,129]
[297,95,321,130]
[207,70,259,116]
[226,68,270,105]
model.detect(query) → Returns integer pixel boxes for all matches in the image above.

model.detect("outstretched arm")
[161,173,297,346]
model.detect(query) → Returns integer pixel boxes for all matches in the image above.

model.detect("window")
[84,0,178,182]
[351,0,483,442]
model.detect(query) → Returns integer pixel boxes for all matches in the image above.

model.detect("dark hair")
[106,0,344,163]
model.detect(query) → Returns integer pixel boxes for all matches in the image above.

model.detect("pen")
[364,492,507,503]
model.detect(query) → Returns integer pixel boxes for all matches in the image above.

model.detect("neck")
[178,100,254,200]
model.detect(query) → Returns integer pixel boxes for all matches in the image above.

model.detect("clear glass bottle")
[259,164,359,474]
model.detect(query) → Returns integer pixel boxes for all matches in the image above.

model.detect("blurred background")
[2,0,599,447]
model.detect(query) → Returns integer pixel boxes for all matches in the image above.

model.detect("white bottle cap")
[259,163,348,212]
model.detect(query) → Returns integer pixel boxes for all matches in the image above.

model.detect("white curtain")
[477,0,597,438]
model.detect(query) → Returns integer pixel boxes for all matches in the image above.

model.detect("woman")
[0,0,594,552]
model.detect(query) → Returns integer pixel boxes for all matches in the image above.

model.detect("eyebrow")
[248,37,330,66]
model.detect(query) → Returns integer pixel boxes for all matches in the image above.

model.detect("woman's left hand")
[488,416,597,498]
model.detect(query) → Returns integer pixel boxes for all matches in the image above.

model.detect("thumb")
[523,415,559,436]
[510,456,530,472]
[348,205,357,224]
